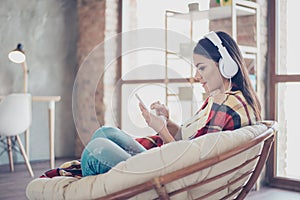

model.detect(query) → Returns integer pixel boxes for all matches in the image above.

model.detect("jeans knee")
[81,138,116,175]
[90,136,114,149]
[92,126,121,140]
[82,138,114,161]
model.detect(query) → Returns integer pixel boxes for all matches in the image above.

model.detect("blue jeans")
[81,126,146,176]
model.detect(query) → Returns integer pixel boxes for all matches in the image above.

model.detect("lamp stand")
[21,60,30,157]
[21,61,28,93]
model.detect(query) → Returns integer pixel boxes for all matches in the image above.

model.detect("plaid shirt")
[137,90,257,149]
[192,90,256,139]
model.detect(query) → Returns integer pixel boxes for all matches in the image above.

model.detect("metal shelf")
[164,0,260,112]
[166,4,256,21]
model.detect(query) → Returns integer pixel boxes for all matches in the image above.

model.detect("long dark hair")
[193,31,261,121]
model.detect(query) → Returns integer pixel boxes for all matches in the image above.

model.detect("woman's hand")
[139,103,166,133]
[139,102,175,143]
[150,101,169,121]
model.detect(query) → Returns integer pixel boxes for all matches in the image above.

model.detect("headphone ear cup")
[218,58,228,79]
[204,31,239,79]
[219,57,238,79]
[219,57,231,79]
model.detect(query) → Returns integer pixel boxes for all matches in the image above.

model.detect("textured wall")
[74,0,106,157]
[0,0,77,163]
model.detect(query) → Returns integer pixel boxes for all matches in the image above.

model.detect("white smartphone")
[135,93,148,111]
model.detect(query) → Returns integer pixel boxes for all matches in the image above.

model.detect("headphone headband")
[204,31,238,79]
[205,31,228,59]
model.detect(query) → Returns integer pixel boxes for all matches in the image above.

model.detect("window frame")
[266,0,300,191]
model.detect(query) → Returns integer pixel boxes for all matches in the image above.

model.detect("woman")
[81,31,261,176]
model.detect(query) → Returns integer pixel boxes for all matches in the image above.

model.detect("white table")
[31,96,61,169]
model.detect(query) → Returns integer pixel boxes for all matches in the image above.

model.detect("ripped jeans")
[81,126,146,176]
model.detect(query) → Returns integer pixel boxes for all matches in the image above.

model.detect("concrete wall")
[0,0,77,164]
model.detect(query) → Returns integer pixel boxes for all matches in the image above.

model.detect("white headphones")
[204,31,238,79]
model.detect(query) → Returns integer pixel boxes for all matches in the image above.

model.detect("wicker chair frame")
[97,121,277,200]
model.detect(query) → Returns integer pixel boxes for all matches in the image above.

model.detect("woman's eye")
[197,66,205,71]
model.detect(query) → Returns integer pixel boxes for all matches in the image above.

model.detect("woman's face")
[193,54,227,94]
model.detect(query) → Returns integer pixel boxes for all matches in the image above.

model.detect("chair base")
[6,136,34,177]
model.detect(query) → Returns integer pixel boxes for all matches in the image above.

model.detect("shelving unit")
[164,0,260,115]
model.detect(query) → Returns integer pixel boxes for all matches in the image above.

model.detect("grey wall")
[0,0,77,164]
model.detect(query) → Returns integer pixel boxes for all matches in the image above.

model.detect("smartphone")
[135,93,148,111]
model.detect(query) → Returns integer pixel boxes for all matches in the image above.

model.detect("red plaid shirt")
[193,90,256,138]
[136,90,257,149]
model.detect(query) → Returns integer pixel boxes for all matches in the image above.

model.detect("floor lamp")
[7,43,30,156]
[8,43,29,93]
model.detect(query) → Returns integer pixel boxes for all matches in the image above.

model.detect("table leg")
[48,101,55,169]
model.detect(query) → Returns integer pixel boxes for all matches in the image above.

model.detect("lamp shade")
[8,43,26,63]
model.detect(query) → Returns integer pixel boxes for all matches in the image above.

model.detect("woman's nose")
[194,70,202,81]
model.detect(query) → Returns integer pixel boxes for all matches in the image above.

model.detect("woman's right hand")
[150,101,181,140]
[150,101,169,121]
[139,102,174,143]
[138,103,166,133]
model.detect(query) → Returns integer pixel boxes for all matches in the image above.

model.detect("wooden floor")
[1,158,300,200]
[0,158,71,200]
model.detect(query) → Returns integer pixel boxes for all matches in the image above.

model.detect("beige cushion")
[26,123,267,200]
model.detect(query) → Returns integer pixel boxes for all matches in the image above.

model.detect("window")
[120,0,209,137]
[268,0,300,190]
